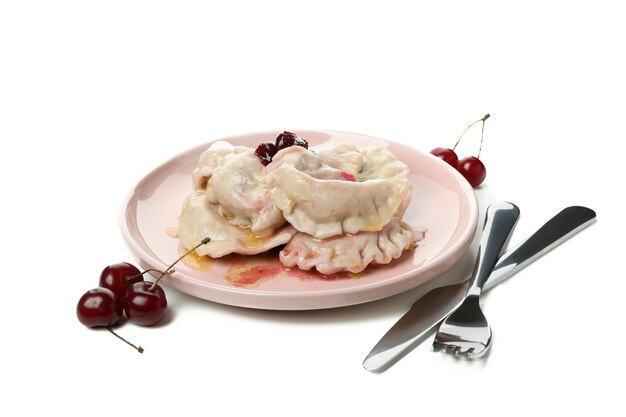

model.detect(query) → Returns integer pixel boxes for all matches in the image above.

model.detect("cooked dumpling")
[311,141,364,179]
[279,218,424,274]
[178,191,297,258]
[192,141,285,237]
[265,143,411,239]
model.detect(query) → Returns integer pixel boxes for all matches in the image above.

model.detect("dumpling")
[265,143,411,239]
[311,141,364,179]
[178,191,297,258]
[192,141,285,237]
[279,218,424,275]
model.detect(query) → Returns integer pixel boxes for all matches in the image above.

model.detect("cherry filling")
[340,172,356,182]
[255,131,309,166]
[254,142,278,166]
[275,131,308,150]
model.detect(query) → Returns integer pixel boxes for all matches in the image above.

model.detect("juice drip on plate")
[224,253,284,288]
[181,250,213,271]
[167,228,212,270]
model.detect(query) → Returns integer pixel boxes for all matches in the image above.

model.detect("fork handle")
[468,202,520,296]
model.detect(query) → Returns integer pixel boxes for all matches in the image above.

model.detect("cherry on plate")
[275,131,308,150]
[254,142,278,166]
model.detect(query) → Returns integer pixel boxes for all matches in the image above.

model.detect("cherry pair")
[431,114,490,188]
[76,237,211,352]
[254,131,309,166]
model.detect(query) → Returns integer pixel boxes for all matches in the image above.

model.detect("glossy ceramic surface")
[120,130,478,310]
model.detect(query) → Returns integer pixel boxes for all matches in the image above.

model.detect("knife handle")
[484,206,597,292]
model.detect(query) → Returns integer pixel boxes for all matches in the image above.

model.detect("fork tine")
[432,340,455,354]
[457,346,473,355]
[433,341,479,357]
[446,344,459,354]
[466,345,488,359]
[432,340,445,352]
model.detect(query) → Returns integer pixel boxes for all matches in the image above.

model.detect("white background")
[1,1,623,416]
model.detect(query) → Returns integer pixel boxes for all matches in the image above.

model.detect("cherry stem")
[125,268,174,283]
[477,114,489,159]
[107,327,144,353]
[452,113,490,152]
[148,237,211,292]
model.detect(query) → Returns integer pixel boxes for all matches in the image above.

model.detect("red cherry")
[99,262,143,300]
[122,237,210,326]
[433,114,490,188]
[275,131,308,150]
[431,147,459,167]
[124,281,168,326]
[254,142,278,166]
[254,132,309,165]
[457,156,486,188]
[76,288,123,328]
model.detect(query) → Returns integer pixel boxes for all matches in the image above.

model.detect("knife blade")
[362,205,597,372]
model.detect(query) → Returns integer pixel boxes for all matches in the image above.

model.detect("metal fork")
[432,201,520,358]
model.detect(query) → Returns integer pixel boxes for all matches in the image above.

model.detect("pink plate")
[120,130,478,310]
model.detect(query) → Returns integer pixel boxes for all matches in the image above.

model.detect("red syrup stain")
[223,249,357,288]
[224,251,285,288]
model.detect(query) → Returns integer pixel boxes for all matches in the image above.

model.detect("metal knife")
[362,205,597,372]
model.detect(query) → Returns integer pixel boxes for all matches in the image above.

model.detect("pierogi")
[177,133,421,274]
[178,190,297,258]
[279,219,424,275]
[193,141,285,237]
[265,144,411,239]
